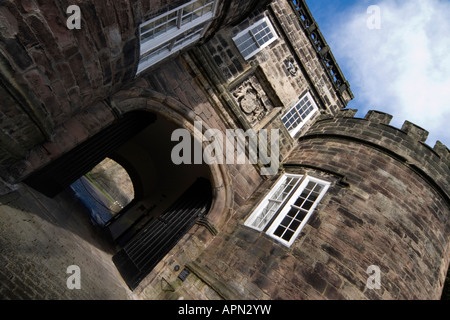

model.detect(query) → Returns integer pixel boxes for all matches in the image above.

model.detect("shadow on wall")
[1,184,117,255]
[443,269,450,300]
[0,183,132,299]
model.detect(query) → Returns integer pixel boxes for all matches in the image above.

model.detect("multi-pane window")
[137,0,218,74]
[232,17,278,60]
[246,175,303,231]
[282,92,319,137]
[245,174,330,247]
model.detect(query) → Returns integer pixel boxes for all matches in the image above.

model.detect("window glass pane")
[233,18,277,59]
[252,21,275,48]
[314,184,324,193]
[290,219,301,230]
[282,229,295,241]
[182,0,214,26]
[248,175,302,230]
[153,24,167,38]
[141,12,177,42]
[183,3,194,15]
[308,192,319,202]
[141,22,155,35]
[141,30,154,43]
[139,23,202,73]
[304,181,315,191]
[140,43,171,65]
[293,196,306,207]
[254,204,278,228]
[138,1,218,73]
[202,3,214,15]
[295,209,308,222]
[236,33,257,55]
[172,26,203,50]
[245,174,329,247]
[286,207,298,218]
[274,226,285,237]
[302,199,314,210]
[282,94,318,135]
[281,216,292,227]
[268,177,329,246]
[182,13,194,25]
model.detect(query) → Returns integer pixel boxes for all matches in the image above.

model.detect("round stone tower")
[285,109,450,299]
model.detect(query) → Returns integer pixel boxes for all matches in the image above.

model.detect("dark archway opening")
[442,267,450,300]
[24,111,155,198]
[113,177,212,290]
[23,110,213,291]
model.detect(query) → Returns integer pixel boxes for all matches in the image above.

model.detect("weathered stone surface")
[0,185,132,299]
[0,0,447,302]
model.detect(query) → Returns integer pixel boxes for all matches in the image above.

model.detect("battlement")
[315,109,449,162]
[305,109,450,202]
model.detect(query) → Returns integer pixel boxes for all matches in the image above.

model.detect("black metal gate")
[112,178,212,290]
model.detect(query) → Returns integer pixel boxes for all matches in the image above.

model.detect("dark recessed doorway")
[23,110,213,290]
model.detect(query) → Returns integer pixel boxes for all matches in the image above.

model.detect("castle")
[0,0,448,300]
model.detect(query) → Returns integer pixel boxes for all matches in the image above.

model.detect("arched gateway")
[22,107,222,290]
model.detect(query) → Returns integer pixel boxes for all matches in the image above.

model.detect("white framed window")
[245,174,330,247]
[137,0,218,74]
[232,16,278,60]
[282,92,319,137]
[245,174,304,231]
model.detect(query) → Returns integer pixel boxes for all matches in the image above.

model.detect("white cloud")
[328,0,450,147]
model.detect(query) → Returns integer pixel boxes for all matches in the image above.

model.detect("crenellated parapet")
[303,109,450,203]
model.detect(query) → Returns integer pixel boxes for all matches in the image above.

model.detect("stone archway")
[107,89,234,289]
[19,86,234,291]
[111,87,234,231]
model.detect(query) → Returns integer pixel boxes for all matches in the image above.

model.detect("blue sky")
[304,0,450,147]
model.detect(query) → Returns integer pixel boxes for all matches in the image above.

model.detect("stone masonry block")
[1,38,33,71]
[336,109,358,118]
[433,141,449,163]
[316,113,334,121]
[26,13,63,61]
[401,121,429,142]
[364,110,393,125]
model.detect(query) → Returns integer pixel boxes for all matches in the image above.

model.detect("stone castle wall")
[0,0,448,300]
[286,110,449,299]
[0,184,132,299]
[0,0,270,186]
[142,109,448,300]
[0,52,266,299]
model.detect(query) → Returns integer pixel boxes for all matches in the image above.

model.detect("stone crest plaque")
[231,75,274,126]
